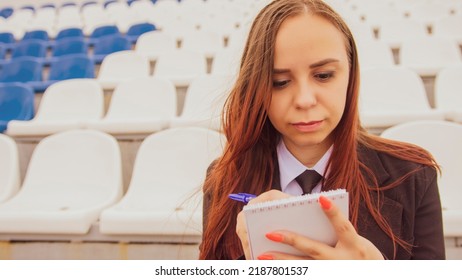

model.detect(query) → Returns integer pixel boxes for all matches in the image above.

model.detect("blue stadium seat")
[31,54,95,92]
[93,35,131,64]
[104,0,118,8]
[127,0,140,6]
[55,28,85,41]
[0,32,15,47]
[41,4,56,9]
[82,1,98,8]
[0,83,34,132]
[125,22,156,44]
[0,43,6,61]
[20,6,35,13]
[88,25,120,46]
[11,40,48,59]
[0,7,14,19]
[50,37,88,58]
[0,57,43,84]
[22,30,50,42]
[61,2,78,8]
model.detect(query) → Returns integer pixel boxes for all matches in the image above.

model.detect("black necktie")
[295,170,322,194]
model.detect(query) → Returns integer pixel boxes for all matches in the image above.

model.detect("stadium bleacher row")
[0,0,462,259]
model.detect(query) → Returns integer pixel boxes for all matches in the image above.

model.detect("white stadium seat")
[6,79,104,137]
[381,121,462,236]
[0,130,122,234]
[99,127,224,236]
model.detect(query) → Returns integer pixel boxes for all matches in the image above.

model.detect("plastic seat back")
[55,27,84,41]
[93,34,131,56]
[89,25,120,39]
[48,54,95,80]
[0,83,34,132]
[11,40,48,58]
[0,57,42,83]
[34,79,103,122]
[360,66,430,112]
[51,37,88,57]
[126,22,156,42]
[181,75,232,120]
[22,30,49,42]
[106,77,176,120]
[122,127,224,210]
[135,31,177,60]
[381,121,462,210]
[98,50,150,81]
[0,32,15,44]
[0,134,20,202]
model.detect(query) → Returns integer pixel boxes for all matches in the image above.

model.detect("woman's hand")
[236,190,292,260]
[257,195,384,260]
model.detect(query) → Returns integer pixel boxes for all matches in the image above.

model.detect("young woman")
[199,0,445,260]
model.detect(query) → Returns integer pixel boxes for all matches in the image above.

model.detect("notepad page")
[243,189,348,259]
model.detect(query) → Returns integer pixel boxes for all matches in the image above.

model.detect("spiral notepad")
[243,189,348,259]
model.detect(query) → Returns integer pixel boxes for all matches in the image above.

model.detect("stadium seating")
[0,7,14,19]
[0,129,122,234]
[400,37,462,76]
[170,75,233,131]
[0,133,20,203]
[31,54,95,92]
[0,43,6,60]
[22,30,50,42]
[433,15,462,45]
[381,121,462,236]
[181,30,224,59]
[55,7,84,31]
[210,48,241,76]
[153,50,207,87]
[97,50,150,90]
[434,65,462,123]
[0,0,461,260]
[134,31,177,62]
[125,22,156,44]
[11,40,48,59]
[49,37,88,59]
[0,83,34,133]
[0,32,15,45]
[356,40,395,68]
[92,34,131,64]
[99,127,224,236]
[359,66,445,129]
[0,57,42,84]
[89,25,120,41]
[6,79,103,136]
[54,27,85,41]
[86,77,176,135]
[378,18,428,50]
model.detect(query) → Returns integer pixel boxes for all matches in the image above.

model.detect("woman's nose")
[295,83,317,109]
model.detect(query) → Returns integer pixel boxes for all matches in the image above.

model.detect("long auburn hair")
[199,0,438,260]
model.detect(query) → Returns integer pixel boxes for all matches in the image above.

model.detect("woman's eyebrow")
[273,58,340,73]
[309,58,339,68]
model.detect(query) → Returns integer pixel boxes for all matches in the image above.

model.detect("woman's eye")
[272,80,289,88]
[314,72,334,81]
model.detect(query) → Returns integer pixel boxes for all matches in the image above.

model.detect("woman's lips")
[292,120,323,132]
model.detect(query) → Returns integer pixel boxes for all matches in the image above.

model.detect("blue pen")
[228,193,257,204]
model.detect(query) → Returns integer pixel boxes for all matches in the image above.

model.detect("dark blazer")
[202,144,446,259]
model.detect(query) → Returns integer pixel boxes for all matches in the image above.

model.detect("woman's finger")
[319,195,358,243]
[264,230,336,259]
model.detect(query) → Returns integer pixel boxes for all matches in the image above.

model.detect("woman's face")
[267,13,350,165]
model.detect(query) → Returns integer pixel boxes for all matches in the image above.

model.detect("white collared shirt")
[276,140,333,195]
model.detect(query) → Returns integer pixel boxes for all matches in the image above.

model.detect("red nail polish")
[257,254,274,260]
[265,233,284,242]
[319,196,332,210]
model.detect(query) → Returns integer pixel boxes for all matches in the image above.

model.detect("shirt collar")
[276,140,333,192]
